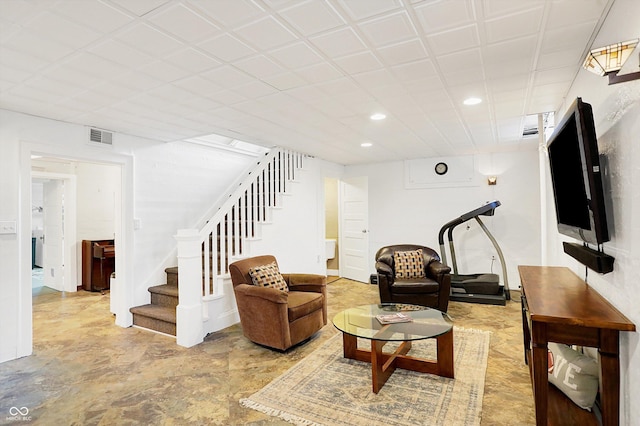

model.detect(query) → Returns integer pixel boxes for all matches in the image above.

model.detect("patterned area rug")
[241,327,491,426]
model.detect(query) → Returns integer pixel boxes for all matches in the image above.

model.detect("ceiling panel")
[0,0,614,165]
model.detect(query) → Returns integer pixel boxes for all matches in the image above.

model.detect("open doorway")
[31,157,120,297]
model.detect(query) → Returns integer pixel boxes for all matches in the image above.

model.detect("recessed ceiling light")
[370,113,386,120]
[361,142,373,148]
[463,97,482,106]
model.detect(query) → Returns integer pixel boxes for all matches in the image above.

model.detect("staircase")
[129,148,306,339]
[130,267,179,335]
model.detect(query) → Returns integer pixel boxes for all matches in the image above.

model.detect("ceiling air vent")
[89,128,113,146]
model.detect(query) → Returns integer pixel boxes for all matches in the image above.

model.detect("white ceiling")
[0,0,614,165]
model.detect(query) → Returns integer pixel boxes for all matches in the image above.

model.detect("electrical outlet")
[0,221,17,234]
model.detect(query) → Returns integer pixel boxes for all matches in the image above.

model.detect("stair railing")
[175,148,305,347]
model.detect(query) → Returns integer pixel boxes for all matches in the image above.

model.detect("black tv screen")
[547,97,609,245]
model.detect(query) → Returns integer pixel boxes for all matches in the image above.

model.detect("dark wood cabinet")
[81,239,115,292]
[519,265,635,426]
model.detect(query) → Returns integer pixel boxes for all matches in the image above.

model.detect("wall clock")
[435,162,448,175]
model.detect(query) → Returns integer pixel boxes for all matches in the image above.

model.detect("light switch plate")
[0,221,17,234]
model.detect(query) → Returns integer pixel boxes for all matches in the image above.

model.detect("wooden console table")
[519,266,635,426]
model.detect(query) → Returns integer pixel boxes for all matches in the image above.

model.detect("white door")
[42,180,64,291]
[339,176,370,283]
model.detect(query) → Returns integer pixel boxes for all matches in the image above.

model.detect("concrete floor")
[0,279,535,425]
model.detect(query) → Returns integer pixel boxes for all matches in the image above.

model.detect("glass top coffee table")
[332,303,454,393]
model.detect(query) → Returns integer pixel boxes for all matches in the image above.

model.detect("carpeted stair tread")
[130,304,176,324]
[148,284,178,297]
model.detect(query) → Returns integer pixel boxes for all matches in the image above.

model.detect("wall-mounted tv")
[547,97,610,246]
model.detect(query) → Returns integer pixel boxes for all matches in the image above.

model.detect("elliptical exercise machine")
[438,200,510,305]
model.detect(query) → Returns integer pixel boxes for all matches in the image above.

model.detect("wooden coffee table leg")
[372,340,392,393]
[437,328,454,378]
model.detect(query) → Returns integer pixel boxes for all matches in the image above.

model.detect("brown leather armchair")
[375,244,452,312]
[229,255,327,351]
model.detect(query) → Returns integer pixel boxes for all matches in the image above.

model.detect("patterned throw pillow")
[394,249,426,279]
[248,262,288,292]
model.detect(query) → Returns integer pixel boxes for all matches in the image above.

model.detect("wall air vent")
[89,128,113,146]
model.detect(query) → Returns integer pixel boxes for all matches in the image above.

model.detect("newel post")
[174,228,204,348]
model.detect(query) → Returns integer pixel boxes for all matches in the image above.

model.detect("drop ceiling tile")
[231,80,278,98]
[235,16,298,50]
[414,0,474,34]
[148,4,221,43]
[336,0,402,21]
[24,11,102,49]
[310,27,367,58]
[22,75,85,98]
[426,25,479,56]
[235,55,286,79]
[64,52,130,81]
[207,90,248,106]
[191,0,264,28]
[164,48,221,73]
[201,65,254,88]
[540,22,597,54]
[484,58,532,79]
[53,1,133,34]
[391,59,437,81]
[377,39,427,66]
[437,48,482,73]
[537,48,583,70]
[484,35,538,64]
[533,67,576,86]
[359,11,416,47]
[482,0,541,20]
[198,33,256,62]
[3,30,75,62]
[42,65,103,88]
[172,75,224,96]
[107,0,170,17]
[0,19,20,42]
[279,0,345,36]
[6,83,62,103]
[0,47,49,74]
[262,72,307,90]
[89,39,155,69]
[269,41,324,69]
[487,74,529,93]
[485,7,544,44]
[137,60,193,82]
[0,66,28,85]
[116,23,184,57]
[334,51,383,75]
[443,69,485,86]
[0,0,42,23]
[147,84,197,103]
[295,62,343,84]
[545,0,606,30]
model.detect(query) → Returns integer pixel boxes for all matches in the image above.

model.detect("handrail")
[175,148,305,347]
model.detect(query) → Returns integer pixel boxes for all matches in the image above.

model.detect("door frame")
[32,171,77,293]
[17,140,135,359]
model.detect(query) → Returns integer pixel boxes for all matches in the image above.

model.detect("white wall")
[0,109,259,362]
[343,150,541,290]
[540,1,640,423]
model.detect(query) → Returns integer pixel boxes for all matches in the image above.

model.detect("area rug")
[240,327,491,426]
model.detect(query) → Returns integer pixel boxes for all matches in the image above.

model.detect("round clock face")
[435,162,448,175]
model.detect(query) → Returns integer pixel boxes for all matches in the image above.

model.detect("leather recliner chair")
[229,255,327,351]
[375,244,452,312]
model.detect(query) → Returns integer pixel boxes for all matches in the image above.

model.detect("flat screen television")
[547,97,610,246]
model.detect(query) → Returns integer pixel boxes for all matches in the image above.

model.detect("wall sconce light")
[583,39,640,85]
[487,176,497,185]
